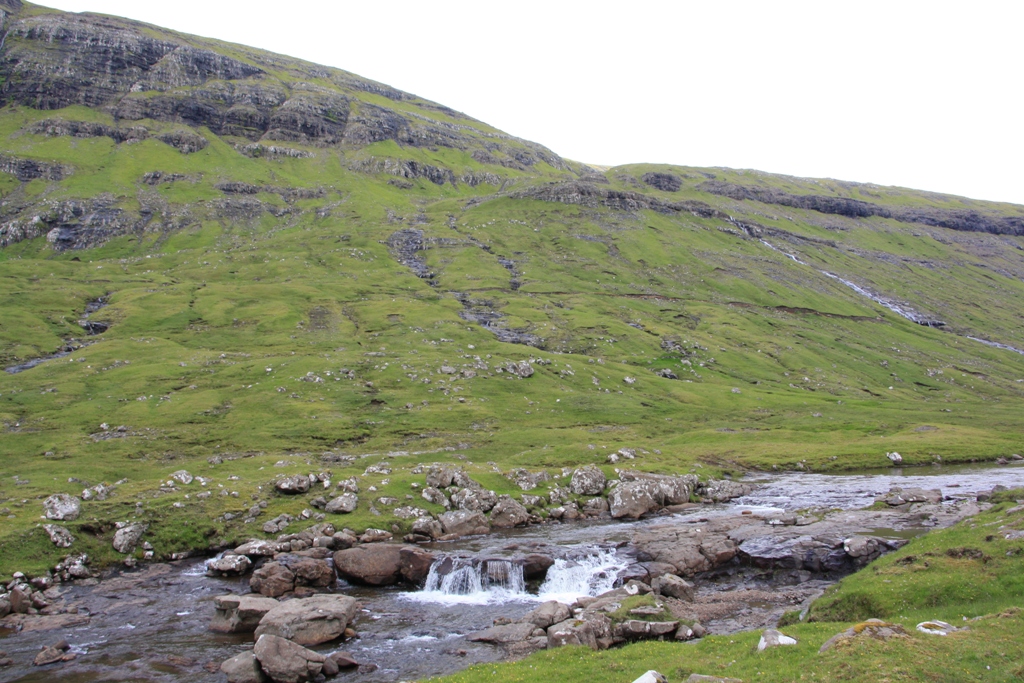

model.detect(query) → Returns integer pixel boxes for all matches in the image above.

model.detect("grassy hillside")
[0,1,1023,576]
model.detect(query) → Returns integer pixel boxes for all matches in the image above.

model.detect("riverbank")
[0,469,1020,682]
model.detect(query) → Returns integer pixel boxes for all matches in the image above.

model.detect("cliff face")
[0,3,568,156]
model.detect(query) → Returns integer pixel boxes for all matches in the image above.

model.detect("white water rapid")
[404,548,629,606]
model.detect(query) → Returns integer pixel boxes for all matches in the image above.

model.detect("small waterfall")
[411,556,527,605]
[537,548,626,603]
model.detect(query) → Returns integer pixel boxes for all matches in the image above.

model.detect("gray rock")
[221,651,269,683]
[489,498,530,528]
[614,620,678,639]
[843,535,881,559]
[426,466,456,489]
[325,493,358,514]
[506,468,551,491]
[250,562,296,597]
[112,522,147,554]
[275,475,311,494]
[412,516,443,540]
[170,470,194,485]
[519,601,572,629]
[438,509,490,537]
[210,594,280,633]
[43,494,81,521]
[421,486,450,508]
[452,487,498,512]
[505,360,534,378]
[467,622,537,644]
[570,465,606,496]
[253,633,325,683]
[333,544,404,586]
[652,573,695,601]
[608,480,660,518]
[359,528,392,543]
[43,524,74,548]
[207,554,252,576]
[255,594,359,646]
[547,615,605,650]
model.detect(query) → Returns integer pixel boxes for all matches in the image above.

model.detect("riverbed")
[1,462,1022,683]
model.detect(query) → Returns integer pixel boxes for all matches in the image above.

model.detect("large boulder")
[254,594,359,646]
[275,475,311,495]
[547,615,608,650]
[489,498,530,528]
[112,522,147,553]
[608,480,661,519]
[273,555,335,587]
[43,494,81,521]
[521,553,555,579]
[399,546,436,585]
[325,493,358,514]
[570,465,607,496]
[221,651,269,683]
[333,545,402,586]
[253,634,325,683]
[438,509,490,537]
[210,595,280,633]
[619,470,697,505]
[250,562,296,597]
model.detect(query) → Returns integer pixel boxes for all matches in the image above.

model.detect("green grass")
[431,494,1024,683]
[0,3,1022,580]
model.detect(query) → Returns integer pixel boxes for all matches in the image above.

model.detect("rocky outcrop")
[642,172,682,192]
[0,154,73,181]
[698,180,1024,236]
[254,594,359,646]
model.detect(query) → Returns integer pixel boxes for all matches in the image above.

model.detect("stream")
[4,298,107,375]
[2,462,1023,683]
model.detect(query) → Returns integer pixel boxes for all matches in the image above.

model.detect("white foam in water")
[538,549,627,603]
[406,557,529,606]
[405,550,626,606]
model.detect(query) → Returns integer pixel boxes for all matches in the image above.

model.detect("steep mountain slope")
[0,0,1022,573]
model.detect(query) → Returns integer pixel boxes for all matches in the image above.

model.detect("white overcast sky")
[36,1,1024,205]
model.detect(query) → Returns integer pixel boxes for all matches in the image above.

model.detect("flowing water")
[2,462,1022,682]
